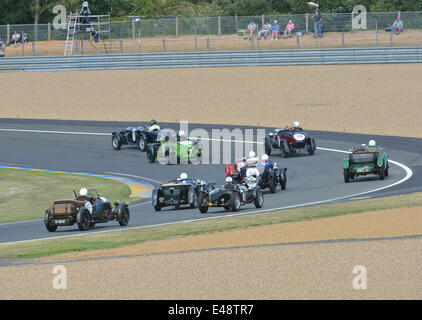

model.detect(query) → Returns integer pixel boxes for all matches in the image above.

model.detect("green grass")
[1,192,421,259]
[0,168,139,224]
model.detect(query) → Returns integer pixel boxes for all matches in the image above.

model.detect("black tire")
[280,143,288,158]
[190,191,198,209]
[385,167,389,177]
[138,136,146,152]
[118,206,130,226]
[198,193,209,214]
[111,134,121,150]
[147,148,156,163]
[268,175,276,193]
[89,222,96,228]
[45,222,57,232]
[254,189,264,208]
[344,169,350,183]
[154,204,162,212]
[265,142,272,156]
[224,205,231,211]
[231,193,241,212]
[77,209,91,231]
[379,167,385,180]
[280,173,287,190]
[307,140,315,155]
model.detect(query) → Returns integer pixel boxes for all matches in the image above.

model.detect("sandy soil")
[46,206,422,261]
[1,64,422,138]
[1,207,421,299]
[5,31,422,57]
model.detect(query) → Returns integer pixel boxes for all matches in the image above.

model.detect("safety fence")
[1,47,422,72]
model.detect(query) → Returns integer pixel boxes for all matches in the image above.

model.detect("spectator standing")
[284,20,295,38]
[313,11,323,39]
[271,20,281,40]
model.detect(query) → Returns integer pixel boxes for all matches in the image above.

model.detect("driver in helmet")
[290,121,302,131]
[365,140,378,152]
[246,150,258,166]
[148,119,160,132]
[225,176,233,188]
[177,172,192,184]
[77,188,93,214]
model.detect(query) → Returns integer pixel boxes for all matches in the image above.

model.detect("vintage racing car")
[44,189,130,232]
[111,120,160,151]
[343,145,389,182]
[197,172,264,213]
[152,173,211,211]
[264,124,316,158]
[146,130,202,164]
[225,157,287,193]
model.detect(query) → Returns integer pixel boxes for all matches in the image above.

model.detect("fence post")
[342,33,344,48]
[251,36,254,50]
[235,14,238,32]
[375,20,378,47]
[351,12,354,32]
[297,34,300,49]
[305,13,308,33]
[120,40,123,54]
[162,39,166,52]
[176,16,179,37]
[32,42,35,56]
[207,38,210,51]
[315,34,318,48]
[257,36,260,49]
[22,37,24,56]
[194,23,197,51]
[7,24,10,43]
[261,14,265,27]
[132,19,135,39]
[218,16,221,35]
[390,32,393,47]
[48,23,51,41]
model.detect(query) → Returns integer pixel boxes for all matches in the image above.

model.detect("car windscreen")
[349,152,377,164]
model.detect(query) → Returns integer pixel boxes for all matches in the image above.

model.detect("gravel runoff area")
[1,63,421,299]
[4,31,422,57]
[1,64,422,138]
[1,206,421,299]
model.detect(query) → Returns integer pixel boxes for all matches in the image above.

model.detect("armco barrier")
[1,47,422,72]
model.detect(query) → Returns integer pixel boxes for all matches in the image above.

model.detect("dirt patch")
[1,64,422,138]
[1,206,421,299]
[44,206,422,261]
[5,31,422,57]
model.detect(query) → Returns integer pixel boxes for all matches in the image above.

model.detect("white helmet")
[180,172,188,180]
[293,121,300,128]
[368,140,376,147]
[226,176,233,183]
[262,154,269,161]
[79,188,88,196]
[248,151,256,158]
[178,130,185,137]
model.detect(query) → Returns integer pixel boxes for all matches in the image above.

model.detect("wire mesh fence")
[1,12,422,57]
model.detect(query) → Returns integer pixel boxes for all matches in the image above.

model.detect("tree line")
[1,0,421,25]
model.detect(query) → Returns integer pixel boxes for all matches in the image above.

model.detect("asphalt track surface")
[0,118,421,245]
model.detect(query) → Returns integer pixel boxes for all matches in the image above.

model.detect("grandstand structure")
[64,13,112,56]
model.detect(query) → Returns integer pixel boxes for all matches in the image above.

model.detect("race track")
[0,118,421,245]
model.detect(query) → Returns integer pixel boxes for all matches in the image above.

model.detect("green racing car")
[343,143,389,183]
[146,129,202,164]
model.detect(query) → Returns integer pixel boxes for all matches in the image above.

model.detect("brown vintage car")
[44,190,130,232]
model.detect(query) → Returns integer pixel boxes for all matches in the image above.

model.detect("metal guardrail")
[1,47,422,72]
